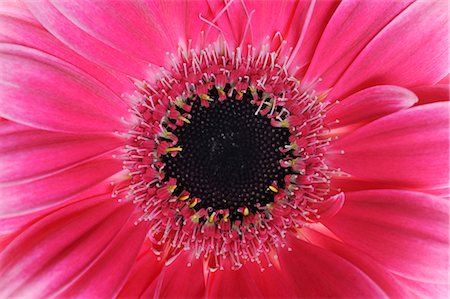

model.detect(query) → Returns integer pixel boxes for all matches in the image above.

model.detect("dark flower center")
[164,87,291,220]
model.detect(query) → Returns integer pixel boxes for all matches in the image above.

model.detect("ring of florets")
[117,41,335,270]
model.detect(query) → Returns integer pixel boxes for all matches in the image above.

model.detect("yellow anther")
[280,120,289,128]
[179,195,189,201]
[178,116,191,124]
[208,212,216,223]
[249,85,257,94]
[175,97,184,107]
[223,214,230,222]
[268,185,279,193]
[200,94,212,101]
[166,146,182,152]
[189,198,198,208]
[168,185,177,193]
[163,131,172,138]
[243,207,250,216]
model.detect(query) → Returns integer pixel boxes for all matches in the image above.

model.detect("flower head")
[0,0,448,298]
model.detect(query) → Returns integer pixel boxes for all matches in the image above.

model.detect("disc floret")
[120,40,337,270]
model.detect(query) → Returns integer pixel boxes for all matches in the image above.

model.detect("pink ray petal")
[326,85,418,127]
[56,211,149,298]
[395,276,449,299]
[0,194,138,298]
[0,158,122,217]
[24,0,150,78]
[277,236,388,298]
[117,240,164,298]
[49,0,176,66]
[0,13,132,95]
[328,0,449,99]
[149,0,218,49]
[322,189,449,283]
[0,122,124,184]
[328,102,450,189]
[303,0,414,91]
[142,252,206,298]
[410,84,450,105]
[300,228,412,298]
[0,44,129,133]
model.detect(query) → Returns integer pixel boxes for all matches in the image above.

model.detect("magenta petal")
[326,85,417,127]
[322,189,449,283]
[57,212,149,298]
[396,276,449,299]
[0,13,131,95]
[304,0,413,90]
[0,122,124,184]
[0,194,137,297]
[328,102,450,189]
[117,241,163,298]
[25,0,150,77]
[143,252,206,298]
[328,1,449,99]
[411,84,450,105]
[278,237,387,298]
[0,158,122,217]
[150,0,218,48]
[0,44,129,133]
[49,0,176,65]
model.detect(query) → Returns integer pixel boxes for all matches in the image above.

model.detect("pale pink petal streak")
[0,44,129,133]
[322,189,449,283]
[303,0,414,91]
[0,122,124,184]
[0,195,138,298]
[328,102,450,189]
[0,13,132,94]
[328,0,449,99]
[326,85,418,127]
[0,158,122,217]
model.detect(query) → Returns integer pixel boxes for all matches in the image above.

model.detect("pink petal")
[142,252,206,298]
[300,227,412,298]
[277,237,387,298]
[206,264,264,298]
[328,102,450,189]
[149,0,218,48]
[326,85,418,127]
[0,122,124,184]
[395,276,449,299]
[0,13,131,95]
[49,0,175,65]
[0,194,141,298]
[207,260,308,298]
[328,1,449,99]
[411,84,450,105]
[0,44,129,133]
[57,212,149,298]
[303,0,414,90]
[24,0,150,78]
[0,158,122,217]
[321,189,449,283]
[117,240,164,298]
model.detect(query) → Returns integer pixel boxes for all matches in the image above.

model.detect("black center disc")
[164,87,291,220]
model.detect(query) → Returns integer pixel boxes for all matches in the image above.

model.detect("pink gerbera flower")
[0,0,449,298]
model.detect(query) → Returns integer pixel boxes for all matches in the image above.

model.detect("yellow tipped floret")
[178,116,191,124]
[167,146,183,152]
[268,185,278,193]
[179,194,189,201]
[189,198,198,208]
[243,207,250,216]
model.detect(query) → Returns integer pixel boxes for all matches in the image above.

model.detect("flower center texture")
[120,41,336,270]
[163,87,291,220]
